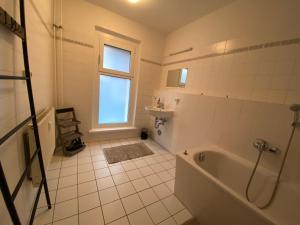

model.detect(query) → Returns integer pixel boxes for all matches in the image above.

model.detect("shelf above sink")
[145,106,174,118]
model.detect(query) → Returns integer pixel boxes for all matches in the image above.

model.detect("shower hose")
[245,124,297,209]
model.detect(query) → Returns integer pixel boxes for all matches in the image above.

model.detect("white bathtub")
[175,147,300,225]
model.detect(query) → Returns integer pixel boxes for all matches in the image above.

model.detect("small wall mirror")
[166,68,188,88]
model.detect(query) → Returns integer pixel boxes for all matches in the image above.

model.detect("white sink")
[145,106,174,118]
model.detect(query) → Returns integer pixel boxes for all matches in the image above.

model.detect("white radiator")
[26,107,55,186]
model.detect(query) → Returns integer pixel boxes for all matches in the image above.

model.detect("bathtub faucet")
[253,138,280,154]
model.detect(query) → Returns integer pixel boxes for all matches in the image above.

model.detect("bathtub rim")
[176,145,277,225]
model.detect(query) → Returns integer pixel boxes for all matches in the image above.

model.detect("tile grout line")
[91,145,106,225]
[43,139,179,225]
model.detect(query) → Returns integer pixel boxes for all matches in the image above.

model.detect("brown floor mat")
[103,142,154,164]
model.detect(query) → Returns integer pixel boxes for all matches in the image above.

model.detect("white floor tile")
[62,159,77,168]
[95,168,111,179]
[102,200,126,224]
[47,161,61,171]
[165,180,175,193]
[60,166,77,177]
[145,158,157,165]
[162,195,184,215]
[58,175,77,189]
[78,181,98,197]
[92,155,106,162]
[56,185,77,203]
[134,159,148,168]
[78,192,100,213]
[153,184,172,200]
[157,171,172,182]
[78,163,93,173]
[107,216,130,225]
[53,215,78,225]
[139,166,154,176]
[78,157,92,165]
[167,168,176,178]
[146,201,170,224]
[138,188,159,206]
[131,178,150,192]
[112,173,130,185]
[38,191,56,208]
[173,209,193,225]
[79,207,104,225]
[128,208,154,225]
[126,169,142,181]
[99,187,119,205]
[109,165,124,175]
[158,217,177,225]
[121,194,143,214]
[53,199,78,221]
[160,162,173,170]
[97,177,115,190]
[145,174,162,187]
[116,182,136,198]
[122,162,137,171]
[150,164,165,173]
[34,207,54,225]
[164,155,175,161]
[47,178,59,191]
[93,161,108,169]
[78,171,95,184]
[47,169,60,180]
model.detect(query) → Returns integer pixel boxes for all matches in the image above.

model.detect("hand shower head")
[290,104,300,127]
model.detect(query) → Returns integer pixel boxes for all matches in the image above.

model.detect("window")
[99,75,131,124]
[103,45,131,73]
[94,36,137,128]
[180,68,188,85]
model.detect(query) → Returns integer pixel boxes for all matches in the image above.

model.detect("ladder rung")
[56,107,74,114]
[12,147,40,201]
[58,119,81,128]
[0,75,28,80]
[0,115,34,146]
[61,131,83,141]
[0,7,25,39]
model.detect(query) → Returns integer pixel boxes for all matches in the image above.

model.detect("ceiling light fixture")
[128,0,139,4]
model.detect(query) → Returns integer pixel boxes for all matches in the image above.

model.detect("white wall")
[0,0,54,224]
[57,0,164,141]
[153,0,300,183]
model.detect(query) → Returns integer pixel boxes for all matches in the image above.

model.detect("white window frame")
[92,34,138,129]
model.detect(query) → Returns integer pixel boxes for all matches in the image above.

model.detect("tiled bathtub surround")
[161,41,300,105]
[153,92,300,183]
[34,138,193,225]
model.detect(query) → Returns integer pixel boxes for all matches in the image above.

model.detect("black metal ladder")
[0,1,51,225]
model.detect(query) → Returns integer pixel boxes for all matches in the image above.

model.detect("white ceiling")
[86,0,235,34]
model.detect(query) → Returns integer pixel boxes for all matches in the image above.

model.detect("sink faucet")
[156,98,164,109]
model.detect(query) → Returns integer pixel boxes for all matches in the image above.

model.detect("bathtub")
[175,146,300,225]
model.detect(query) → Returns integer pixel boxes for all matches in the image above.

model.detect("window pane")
[99,75,131,124]
[103,45,131,73]
[180,68,188,84]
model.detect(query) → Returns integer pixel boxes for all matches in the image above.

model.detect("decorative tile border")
[140,58,162,66]
[169,48,193,56]
[163,37,300,66]
[58,36,94,49]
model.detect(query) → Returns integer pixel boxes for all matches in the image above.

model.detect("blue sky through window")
[99,75,131,124]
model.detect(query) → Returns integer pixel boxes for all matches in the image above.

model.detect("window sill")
[89,126,138,134]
